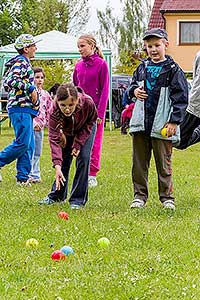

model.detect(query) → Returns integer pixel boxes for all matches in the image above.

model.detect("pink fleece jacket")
[33,89,53,129]
[73,53,110,120]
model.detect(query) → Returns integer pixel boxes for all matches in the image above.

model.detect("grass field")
[0,121,200,300]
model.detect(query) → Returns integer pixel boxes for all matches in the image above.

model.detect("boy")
[0,34,40,185]
[128,28,188,210]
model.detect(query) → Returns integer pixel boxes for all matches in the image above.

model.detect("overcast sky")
[86,0,155,32]
[86,0,122,32]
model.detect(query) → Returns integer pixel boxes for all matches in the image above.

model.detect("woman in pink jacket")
[73,34,110,187]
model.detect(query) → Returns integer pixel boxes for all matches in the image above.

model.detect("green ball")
[97,237,110,248]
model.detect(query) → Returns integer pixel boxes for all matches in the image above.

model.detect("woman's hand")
[97,117,102,125]
[55,165,66,190]
[71,148,80,157]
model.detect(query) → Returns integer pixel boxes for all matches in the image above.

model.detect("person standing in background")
[73,34,110,187]
[29,67,53,183]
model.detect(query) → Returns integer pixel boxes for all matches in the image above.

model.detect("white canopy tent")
[0,30,112,129]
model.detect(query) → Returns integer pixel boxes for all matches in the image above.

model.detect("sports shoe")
[16,180,31,187]
[38,196,65,205]
[29,177,41,183]
[0,169,2,182]
[70,204,83,210]
[163,200,175,210]
[88,176,98,187]
[130,199,145,209]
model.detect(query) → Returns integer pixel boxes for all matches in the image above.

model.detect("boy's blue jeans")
[48,124,96,206]
[0,112,34,182]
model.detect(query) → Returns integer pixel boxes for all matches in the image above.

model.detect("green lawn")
[0,121,200,300]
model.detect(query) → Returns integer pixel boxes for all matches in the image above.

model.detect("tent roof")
[0,30,111,59]
[0,30,113,130]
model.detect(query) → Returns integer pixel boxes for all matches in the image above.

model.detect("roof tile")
[148,0,165,29]
[161,0,200,11]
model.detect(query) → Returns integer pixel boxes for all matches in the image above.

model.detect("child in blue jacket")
[129,28,188,210]
[0,34,40,185]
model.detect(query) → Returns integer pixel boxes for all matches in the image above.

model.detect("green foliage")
[1,125,200,299]
[31,59,75,90]
[0,0,20,45]
[97,0,151,74]
[0,0,89,46]
[114,49,147,75]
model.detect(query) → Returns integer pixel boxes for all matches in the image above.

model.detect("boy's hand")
[134,86,148,101]
[31,89,38,104]
[55,165,66,191]
[165,123,177,137]
[71,148,80,157]
[34,124,41,131]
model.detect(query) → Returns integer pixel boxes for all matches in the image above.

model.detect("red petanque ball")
[51,250,66,260]
[58,211,69,220]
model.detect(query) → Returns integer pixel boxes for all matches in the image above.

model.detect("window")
[179,22,200,45]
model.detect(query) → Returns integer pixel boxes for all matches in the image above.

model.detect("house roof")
[148,0,200,30]
[148,0,165,29]
[160,0,200,13]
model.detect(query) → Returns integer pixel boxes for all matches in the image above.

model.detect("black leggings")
[175,111,200,149]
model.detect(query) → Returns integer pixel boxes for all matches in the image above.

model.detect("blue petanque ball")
[60,245,74,256]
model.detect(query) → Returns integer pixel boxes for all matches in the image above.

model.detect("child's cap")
[14,34,41,50]
[143,28,168,41]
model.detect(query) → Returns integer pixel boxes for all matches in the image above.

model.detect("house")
[148,0,200,72]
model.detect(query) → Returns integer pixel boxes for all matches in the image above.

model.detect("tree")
[0,0,21,45]
[0,0,90,46]
[97,0,151,74]
[18,0,89,35]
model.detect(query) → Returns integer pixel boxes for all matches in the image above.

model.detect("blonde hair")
[78,34,104,59]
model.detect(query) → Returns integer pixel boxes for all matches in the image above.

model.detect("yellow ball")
[26,238,39,248]
[160,128,167,137]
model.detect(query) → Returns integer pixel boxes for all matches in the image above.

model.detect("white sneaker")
[163,200,175,210]
[130,199,145,209]
[16,180,31,187]
[0,169,2,182]
[88,176,98,187]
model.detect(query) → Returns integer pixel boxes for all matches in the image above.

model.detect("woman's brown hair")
[56,83,78,101]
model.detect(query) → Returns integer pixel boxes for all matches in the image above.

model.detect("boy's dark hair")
[17,49,25,55]
[56,83,78,101]
[33,66,45,77]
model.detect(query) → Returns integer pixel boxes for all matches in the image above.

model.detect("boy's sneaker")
[29,177,41,183]
[130,199,145,209]
[70,204,83,210]
[163,200,175,210]
[16,180,31,187]
[88,176,98,187]
[38,196,65,205]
